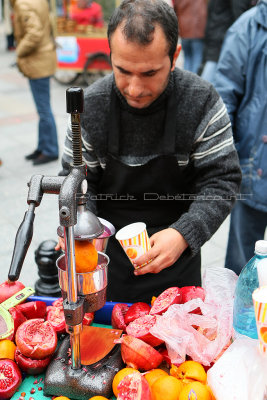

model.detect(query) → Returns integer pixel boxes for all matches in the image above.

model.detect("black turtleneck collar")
[113,72,175,115]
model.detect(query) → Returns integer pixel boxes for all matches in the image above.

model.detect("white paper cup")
[115,222,151,268]
[253,286,267,355]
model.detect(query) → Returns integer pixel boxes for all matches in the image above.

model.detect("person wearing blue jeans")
[215,1,267,275]
[225,202,267,275]
[181,38,204,74]
[11,0,59,165]
[29,77,58,163]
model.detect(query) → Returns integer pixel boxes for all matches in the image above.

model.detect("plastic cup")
[253,286,267,355]
[115,222,151,268]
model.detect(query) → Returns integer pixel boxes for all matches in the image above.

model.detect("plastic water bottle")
[233,240,267,338]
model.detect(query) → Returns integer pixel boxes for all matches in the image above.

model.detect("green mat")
[12,324,117,400]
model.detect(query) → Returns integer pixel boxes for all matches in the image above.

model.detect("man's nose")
[127,76,144,97]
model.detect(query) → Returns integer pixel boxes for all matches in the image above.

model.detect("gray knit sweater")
[61,68,241,256]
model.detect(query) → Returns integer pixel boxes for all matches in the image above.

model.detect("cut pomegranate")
[120,335,163,371]
[150,287,182,315]
[117,372,151,400]
[46,306,66,334]
[180,286,205,314]
[124,302,151,325]
[126,314,163,347]
[15,301,47,319]
[82,312,94,326]
[111,303,130,331]
[0,359,22,399]
[8,307,27,341]
[15,318,57,359]
[15,348,51,375]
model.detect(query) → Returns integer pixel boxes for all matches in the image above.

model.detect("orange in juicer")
[74,240,98,273]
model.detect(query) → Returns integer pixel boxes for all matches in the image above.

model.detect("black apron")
[97,87,201,303]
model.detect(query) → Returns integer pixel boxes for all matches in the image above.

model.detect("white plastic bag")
[207,336,267,400]
[150,267,238,365]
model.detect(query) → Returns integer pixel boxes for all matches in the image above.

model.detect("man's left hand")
[133,228,188,275]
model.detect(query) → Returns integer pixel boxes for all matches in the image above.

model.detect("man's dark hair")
[107,0,179,63]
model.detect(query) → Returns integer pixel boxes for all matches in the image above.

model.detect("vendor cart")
[50,0,120,85]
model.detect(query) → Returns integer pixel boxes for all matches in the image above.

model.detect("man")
[201,0,256,84]
[70,0,104,28]
[11,0,59,165]
[60,0,241,303]
[173,0,207,73]
[215,0,267,274]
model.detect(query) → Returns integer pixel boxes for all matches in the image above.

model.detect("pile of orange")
[112,361,215,400]
[74,240,98,273]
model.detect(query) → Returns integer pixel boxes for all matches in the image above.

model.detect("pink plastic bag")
[150,267,238,366]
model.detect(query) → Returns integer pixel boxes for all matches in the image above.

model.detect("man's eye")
[118,68,130,75]
[144,71,156,77]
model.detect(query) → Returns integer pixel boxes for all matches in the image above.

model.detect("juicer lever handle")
[8,203,35,282]
[66,87,84,114]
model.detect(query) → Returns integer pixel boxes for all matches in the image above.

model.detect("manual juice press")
[8,88,124,400]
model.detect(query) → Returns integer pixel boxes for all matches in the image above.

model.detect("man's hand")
[133,228,188,275]
[55,236,65,251]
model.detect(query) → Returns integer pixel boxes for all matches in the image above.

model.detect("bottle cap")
[255,240,267,255]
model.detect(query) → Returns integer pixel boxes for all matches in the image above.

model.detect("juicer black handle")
[8,203,35,281]
[66,87,84,114]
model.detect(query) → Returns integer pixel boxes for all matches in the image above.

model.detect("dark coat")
[203,0,255,62]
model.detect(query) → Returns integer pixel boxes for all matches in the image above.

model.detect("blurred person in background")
[10,0,59,165]
[4,0,15,50]
[173,0,207,73]
[70,0,104,27]
[201,0,256,85]
[214,0,267,274]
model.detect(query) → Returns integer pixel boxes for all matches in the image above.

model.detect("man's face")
[110,25,180,109]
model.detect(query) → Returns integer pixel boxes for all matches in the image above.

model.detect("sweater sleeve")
[170,96,241,256]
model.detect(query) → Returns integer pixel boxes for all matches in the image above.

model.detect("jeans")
[181,38,204,74]
[225,201,267,275]
[29,77,58,157]
[201,61,218,86]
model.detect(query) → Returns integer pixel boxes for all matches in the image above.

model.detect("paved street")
[0,23,231,291]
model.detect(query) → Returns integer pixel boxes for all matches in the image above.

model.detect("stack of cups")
[115,222,151,268]
[253,286,267,355]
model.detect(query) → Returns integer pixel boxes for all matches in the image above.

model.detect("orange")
[0,339,16,360]
[170,360,207,385]
[75,240,98,273]
[151,296,157,306]
[112,367,139,397]
[179,381,212,400]
[53,397,71,400]
[144,368,169,389]
[151,375,183,400]
[126,247,138,259]
[88,397,109,400]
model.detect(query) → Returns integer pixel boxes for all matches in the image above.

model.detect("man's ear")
[171,44,182,70]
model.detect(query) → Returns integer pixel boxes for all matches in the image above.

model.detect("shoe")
[33,154,58,165]
[25,150,41,160]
